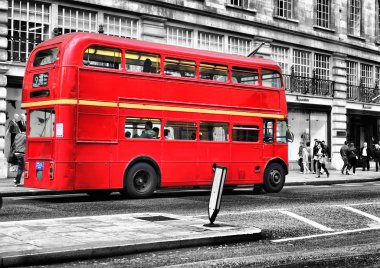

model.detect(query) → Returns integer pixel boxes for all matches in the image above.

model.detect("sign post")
[208,165,227,225]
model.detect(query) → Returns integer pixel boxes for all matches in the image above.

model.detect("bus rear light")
[49,162,54,180]
[24,162,29,179]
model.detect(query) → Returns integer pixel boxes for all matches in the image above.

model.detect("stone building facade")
[1,0,380,177]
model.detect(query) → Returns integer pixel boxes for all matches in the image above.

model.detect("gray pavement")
[0,169,379,267]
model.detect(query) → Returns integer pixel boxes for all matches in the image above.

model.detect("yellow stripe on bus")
[21,99,77,108]
[22,99,286,119]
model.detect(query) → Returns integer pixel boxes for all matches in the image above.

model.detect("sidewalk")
[0,170,379,267]
[0,213,260,267]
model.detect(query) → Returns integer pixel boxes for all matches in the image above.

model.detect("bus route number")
[33,73,49,88]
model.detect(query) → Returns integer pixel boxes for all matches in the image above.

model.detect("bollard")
[206,165,227,225]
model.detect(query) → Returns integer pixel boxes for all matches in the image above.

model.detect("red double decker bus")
[22,32,292,198]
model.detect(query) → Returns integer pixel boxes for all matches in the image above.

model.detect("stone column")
[330,53,347,170]
[140,15,167,43]
[252,36,272,59]
[0,0,7,179]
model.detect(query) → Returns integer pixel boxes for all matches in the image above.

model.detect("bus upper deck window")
[262,69,282,88]
[83,46,121,69]
[164,58,195,78]
[33,48,59,67]
[126,51,161,74]
[232,67,258,85]
[200,63,228,82]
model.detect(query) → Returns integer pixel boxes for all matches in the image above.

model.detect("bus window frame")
[125,50,162,76]
[81,45,124,72]
[31,46,60,69]
[163,55,198,80]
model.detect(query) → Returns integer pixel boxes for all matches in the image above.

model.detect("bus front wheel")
[125,163,158,198]
[263,163,285,193]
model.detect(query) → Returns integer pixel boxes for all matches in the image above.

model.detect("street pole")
[207,165,227,225]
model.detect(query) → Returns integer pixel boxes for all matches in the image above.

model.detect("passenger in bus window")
[153,127,160,138]
[125,131,131,138]
[140,121,157,138]
[143,58,152,73]
[164,129,172,140]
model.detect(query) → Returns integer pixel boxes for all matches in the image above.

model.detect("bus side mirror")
[286,130,294,143]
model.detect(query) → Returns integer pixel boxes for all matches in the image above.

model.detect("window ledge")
[273,15,299,24]
[313,25,336,33]
[225,4,257,15]
[347,34,366,42]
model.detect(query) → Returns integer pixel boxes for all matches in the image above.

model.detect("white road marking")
[271,226,380,243]
[279,210,334,231]
[342,206,380,222]
[335,184,365,187]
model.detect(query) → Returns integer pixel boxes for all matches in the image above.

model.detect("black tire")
[125,162,158,198]
[263,163,285,193]
[86,190,112,199]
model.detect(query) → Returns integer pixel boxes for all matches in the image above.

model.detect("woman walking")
[316,142,329,178]
[302,145,310,174]
[347,142,359,175]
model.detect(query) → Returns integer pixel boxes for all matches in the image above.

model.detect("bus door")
[263,119,275,161]
[230,124,262,184]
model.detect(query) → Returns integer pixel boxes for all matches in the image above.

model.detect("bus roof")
[34,32,280,70]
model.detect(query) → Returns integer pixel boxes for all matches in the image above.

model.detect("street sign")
[208,165,227,224]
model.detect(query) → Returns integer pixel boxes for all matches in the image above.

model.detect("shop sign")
[363,104,372,109]
[296,96,310,102]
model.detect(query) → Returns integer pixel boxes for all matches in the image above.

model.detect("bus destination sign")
[33,73,49,88]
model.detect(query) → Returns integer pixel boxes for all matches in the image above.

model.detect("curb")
[0,228,261,267]
[285,177,380,186]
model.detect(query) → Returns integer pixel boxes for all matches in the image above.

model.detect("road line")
[271,226,380,243]
[279,210,334,231]
[342,206,380,222]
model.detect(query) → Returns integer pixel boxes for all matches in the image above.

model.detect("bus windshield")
[33,48,59,67]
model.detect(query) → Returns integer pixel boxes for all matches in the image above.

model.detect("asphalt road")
[1,181,380,267]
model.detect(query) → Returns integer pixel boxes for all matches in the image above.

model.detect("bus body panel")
[22,33,289,193]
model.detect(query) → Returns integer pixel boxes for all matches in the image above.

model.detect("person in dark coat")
[373,144,380,172]
[17,113,26,132]
[360,142,371,171]
[5,114,21,147]
[340,141,350,175]
[347,142,359,175]
[312,139,319,174]
[12,132,26,186]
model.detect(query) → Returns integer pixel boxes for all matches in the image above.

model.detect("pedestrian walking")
[298,141,305,173]
[360,142,371,171]
[312,139,319,174]
[12,132,26,186]
[347,142,359,175]
[374,144,380,172]
[340,141,350,175]
[316,142,329,178]
[306,141,312,171]
[302,145,310,174]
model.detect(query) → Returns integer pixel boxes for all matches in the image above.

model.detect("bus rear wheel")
[125,163,157,198]
[263,163,285,193]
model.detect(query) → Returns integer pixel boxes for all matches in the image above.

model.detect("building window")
[104,14,138,39]
[316,0,330,28]
[378,0,380,38]
[7,0,51,62]
[58,6,97,35]
[347,61,358,85]
[292,49,310,77]
[166,26,193,48]
[314,53,330,80]
[348,0,361,36]
[228,36,252,56]
[198,32,224,53]
[229,0,248,8]
[361,64,373,88]
[271,45,290,74]
[376,66,380,87]
[277,0,293,19]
